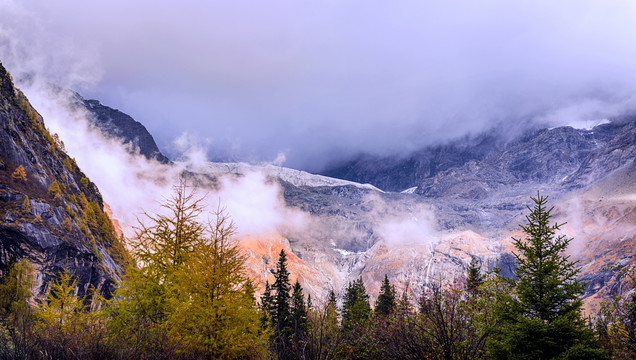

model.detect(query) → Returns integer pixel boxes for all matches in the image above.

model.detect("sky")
[1,0,636,171]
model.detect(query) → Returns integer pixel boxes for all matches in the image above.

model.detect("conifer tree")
[21,195,30,214]
[328,289,337,310]
[374,274,396,316]
[290,280,309,357]
[489,193,606,359]
[11,165,27,182]
[342,277,371,329]
[466,256,482,293]
[0,258,34,315]
[291,280,308,337]
[260,281,274,326]
[108,181,267,358]
[272,249,293,358]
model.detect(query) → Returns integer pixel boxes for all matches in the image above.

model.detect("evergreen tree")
[260,281,274,326]
[466,256,482,293]
[272,249,293,358]
[291,280,308,337]
[341,277,371,329]
[489,193,606,359]
[374,274,396,316]
[328,289,337,311]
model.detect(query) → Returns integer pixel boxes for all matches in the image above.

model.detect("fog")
[2,1,636,171]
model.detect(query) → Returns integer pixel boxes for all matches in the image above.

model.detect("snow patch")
[401,186,418,194]
[569,118,611,131]
[334,248,365,257]
[199,162,383,191]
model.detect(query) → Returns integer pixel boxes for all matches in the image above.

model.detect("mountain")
[72,85,635,307]
[321,132,505,192]
[73,93,171,164]
[0,63,125,299]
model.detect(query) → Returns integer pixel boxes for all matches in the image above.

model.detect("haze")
[1,0,636,171]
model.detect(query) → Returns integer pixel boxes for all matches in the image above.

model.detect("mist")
[2,1,636,171]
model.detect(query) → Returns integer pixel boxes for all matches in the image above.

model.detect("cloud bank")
[2,0,636,170]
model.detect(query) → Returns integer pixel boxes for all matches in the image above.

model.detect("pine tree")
[489,193,606,359]
[466,256,482,293]
[374,274,396,316]
[341,277,371,329]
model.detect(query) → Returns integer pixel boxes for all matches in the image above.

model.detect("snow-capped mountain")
[72,92,636,308]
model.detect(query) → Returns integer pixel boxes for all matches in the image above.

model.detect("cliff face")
[73,93,171,164]
[0,63,124,299]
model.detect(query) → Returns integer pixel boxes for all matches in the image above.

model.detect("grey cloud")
[2,0,636,170]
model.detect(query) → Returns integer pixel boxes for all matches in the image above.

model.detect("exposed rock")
[0,62,123,300]
[72,93,171,164]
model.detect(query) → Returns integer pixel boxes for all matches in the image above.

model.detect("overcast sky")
[1,0,636,170]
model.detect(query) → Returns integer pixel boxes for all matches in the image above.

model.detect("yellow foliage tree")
[108,180,268,358]
[22,195,31,214]
[37,269,110,358]
[169,205,268,358]
[11,165,27,182]
[48,180,61,196]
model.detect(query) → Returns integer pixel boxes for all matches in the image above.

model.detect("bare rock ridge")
[321,118,636,195]
[0,62,124,299]
[73,92,171,164]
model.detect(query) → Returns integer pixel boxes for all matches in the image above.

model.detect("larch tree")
[108,180,267,358]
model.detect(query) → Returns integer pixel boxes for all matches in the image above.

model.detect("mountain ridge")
[0,62,124,299]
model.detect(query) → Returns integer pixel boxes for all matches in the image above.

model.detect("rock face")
[0,63,124,299]
[73,93,170,164]
[321,132,504,192]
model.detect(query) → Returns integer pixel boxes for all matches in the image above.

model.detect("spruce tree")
[272,249,293,357]
[260,281,274,326]
[328,290,337,310]
[466,256,482,293]
[489,193,606,359]
[374,274,396,316]
[341,277,371,329]
[291,280,308,340]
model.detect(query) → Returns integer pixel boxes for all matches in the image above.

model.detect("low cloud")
[2,1,636,171]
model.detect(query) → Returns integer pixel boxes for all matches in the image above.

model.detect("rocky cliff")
[73,93,170,164]
[0,62,125,299]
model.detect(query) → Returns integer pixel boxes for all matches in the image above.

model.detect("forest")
[0,186,634,360]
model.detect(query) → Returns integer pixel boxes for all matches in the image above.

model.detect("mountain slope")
[55,85,635,305]
[73,93,170,164]
[0,63,125,299]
